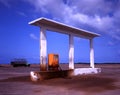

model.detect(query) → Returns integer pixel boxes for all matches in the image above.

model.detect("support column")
[40,27,47,71]
[69,34,74,69]
[90,39,95,68]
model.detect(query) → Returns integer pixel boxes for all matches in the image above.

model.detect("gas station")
[29,17,101,81]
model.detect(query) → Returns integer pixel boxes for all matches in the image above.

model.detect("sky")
[0,0,120,64]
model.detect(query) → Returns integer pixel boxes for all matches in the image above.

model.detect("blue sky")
[0,0,120,64]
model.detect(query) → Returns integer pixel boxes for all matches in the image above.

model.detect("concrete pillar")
[40,27,47,71]
[69,34,74,69]
[90,39,95,68]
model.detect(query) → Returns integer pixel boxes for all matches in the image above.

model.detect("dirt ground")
[0,64,120,95]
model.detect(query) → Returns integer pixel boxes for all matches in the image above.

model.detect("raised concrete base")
[30,68,101,82]
[73,68,101,76]
[30,70,73,82]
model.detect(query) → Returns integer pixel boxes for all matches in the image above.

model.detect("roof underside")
[29,18,100,39]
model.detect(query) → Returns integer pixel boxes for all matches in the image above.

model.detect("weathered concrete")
[30,68,101,81]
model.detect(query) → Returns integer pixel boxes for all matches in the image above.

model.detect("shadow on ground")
[0,74,119,93]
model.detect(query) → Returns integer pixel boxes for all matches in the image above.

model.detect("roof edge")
[29,17,100,37]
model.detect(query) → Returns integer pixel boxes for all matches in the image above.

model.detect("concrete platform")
[30,68,101,82]
[73,68,101,75]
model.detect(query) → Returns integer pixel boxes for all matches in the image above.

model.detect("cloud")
[118,50,120,55]
[17,11,27,17]
[108,41,114,46]
[30,33,39,40]
[26,0,120,41]
[26,0,66,18]
[0,0,11,8]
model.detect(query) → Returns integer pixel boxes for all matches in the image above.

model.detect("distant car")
[11,58,30,67]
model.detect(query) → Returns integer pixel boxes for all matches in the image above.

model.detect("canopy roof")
[29,17,100,39]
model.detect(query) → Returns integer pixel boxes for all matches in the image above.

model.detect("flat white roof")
[29,17,100,39]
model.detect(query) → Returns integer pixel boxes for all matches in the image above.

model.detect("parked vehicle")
[11,58,30,67]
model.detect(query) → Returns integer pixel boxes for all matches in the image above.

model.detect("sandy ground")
[0,64,120,95]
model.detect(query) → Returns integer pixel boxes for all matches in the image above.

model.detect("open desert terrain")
[0,64,120,95]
